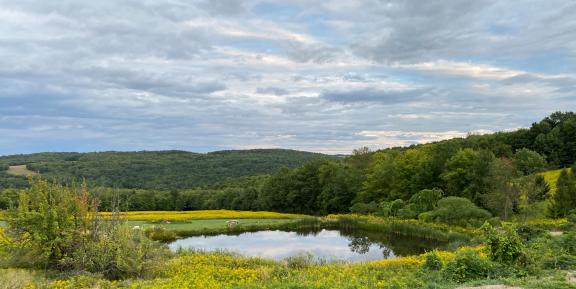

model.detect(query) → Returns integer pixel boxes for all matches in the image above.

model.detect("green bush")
[419,197,491,226]
[442,250,495,283]
[543,255,576,270]
[555,231,576,255]
[422,251,443,271]
[144,226,177,242]
[516,224,548,242]
[482,223,526,266]
[3,178,168,280]
[285,253,314,269]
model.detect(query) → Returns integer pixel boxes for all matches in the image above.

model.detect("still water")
[169,229,444,262]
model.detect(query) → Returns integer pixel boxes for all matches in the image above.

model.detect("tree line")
[1,112,575,220]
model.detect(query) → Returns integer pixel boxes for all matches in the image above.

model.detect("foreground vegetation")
[2,178,576,288]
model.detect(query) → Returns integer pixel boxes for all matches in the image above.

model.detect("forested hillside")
[143,111,574,219]
[0,149,329,189]
[1,112,575,219]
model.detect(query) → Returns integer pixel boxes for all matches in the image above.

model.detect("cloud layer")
[1,0,575,154]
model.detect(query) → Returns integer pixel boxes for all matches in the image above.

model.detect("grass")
[5,165,37,177]
[4,248,575,289]
[540,167,572,194]
[127,218,298,234]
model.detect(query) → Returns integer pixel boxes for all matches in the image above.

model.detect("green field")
[5,165,37,177]
[126,218,297,233]
[540,167,573,194]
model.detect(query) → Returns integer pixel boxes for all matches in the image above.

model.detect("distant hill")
[0,149,331,189]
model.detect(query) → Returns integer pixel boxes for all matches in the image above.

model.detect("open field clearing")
[103,210,305,221]
[5,165,37,177]
[127,218,297,232]
[540,168,573,194]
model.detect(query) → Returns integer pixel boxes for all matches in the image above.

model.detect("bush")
[285,253,314,269]
[516,224,548,242]
[543,255,576,270]
[422,251,443,271]
[442,250,495,283]
[419,197,491,226]
[555,231,576,255]
[144,226,177,242]
[482,223,526,266]
[3,178,168,280]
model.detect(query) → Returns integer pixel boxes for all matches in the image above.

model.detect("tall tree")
[483,158,520,220]
[549,169,576,217]
[513,148,547,175]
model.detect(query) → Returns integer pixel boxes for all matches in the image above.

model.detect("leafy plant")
[442,250,496,283]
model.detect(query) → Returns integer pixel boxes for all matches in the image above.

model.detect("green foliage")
[442,250,496,283]
[549,168,576,217]
[260,160,362,215]
[0,188,18,209]
[543,255,576,270]
[408,188,444,215]
[3,178,167,279]
[513,148,547,175]
[419,197,491,226]
[143,226,177,242]
[482,158,520,220]
[482,223,526,265]
[349,202,379,214]
[0,149,328,190]
[423,251,443,271]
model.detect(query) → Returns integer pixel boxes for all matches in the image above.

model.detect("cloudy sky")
[1,0,575,155]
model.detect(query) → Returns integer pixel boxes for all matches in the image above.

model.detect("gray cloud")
[0,0,575,155]
[321,88,430,104]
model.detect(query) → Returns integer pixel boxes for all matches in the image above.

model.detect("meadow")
[2,214,575,289]
[105,210,304,221]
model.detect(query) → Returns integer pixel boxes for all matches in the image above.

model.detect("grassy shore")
[2,210,575,288]
[1,247,574,289]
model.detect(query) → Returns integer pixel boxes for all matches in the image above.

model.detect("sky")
[1,0,575,155]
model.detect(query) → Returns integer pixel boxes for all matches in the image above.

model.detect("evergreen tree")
[549,169,576,217]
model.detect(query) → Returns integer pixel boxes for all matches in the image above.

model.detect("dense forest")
[1,112,576,220]
[0,149,330,189]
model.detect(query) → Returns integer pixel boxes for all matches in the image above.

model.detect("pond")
[169,228,445,262]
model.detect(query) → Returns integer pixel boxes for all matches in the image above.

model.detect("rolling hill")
[0,149,332,189]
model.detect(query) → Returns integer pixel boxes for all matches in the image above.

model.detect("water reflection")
[169,229,444,262]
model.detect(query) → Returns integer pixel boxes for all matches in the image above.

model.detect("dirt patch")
[550,231,564,237]
[457,285,522,289]
[567,271,576,284]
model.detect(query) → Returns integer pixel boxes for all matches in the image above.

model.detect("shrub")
[419,197,491,226]
[422,251,443,271]
[442,250,495,283]
[144,226,177,242]
[516,224,548,242]
[555,231,576,255]
[543,255,576,270]
[285,253,314,269]
[482,223,526,266]
[4,178,168,279]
